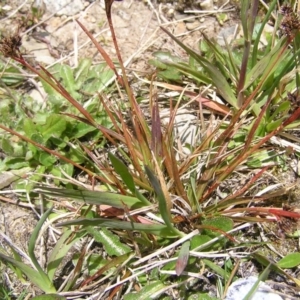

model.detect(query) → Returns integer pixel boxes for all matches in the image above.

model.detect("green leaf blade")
[0,252,56,293]
[277,253,300,269]
[35,187,145,210]
[57,217,177,237]
[87,227,131,256]
[109,152,135,192]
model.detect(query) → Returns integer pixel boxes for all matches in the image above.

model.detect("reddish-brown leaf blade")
[176,241,190,276]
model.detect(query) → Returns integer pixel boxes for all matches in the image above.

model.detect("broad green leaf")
[266,118,285,132]
[67,146,87,164]
[159,68,182,81]
[87,227,131,256]
[23,118,37,138]
[0,65,24,86]
[1,138,14,155]
[150,51,183,82]
[59,64,80,99]
[39,152,57,167]
[40,75,65,103]
[35,186,145,210]
[49,136,68,148]
[202,216,233,237]
[60,163,74,177]
[277,253,300,269]
[30,132,44,145]
[268,101,290,122]
[29,165,46,184]
[25,150,34,161]
[41,115,67,141]
[33,113,48,125]
[11,143,25,157]
[4,157,29,169]
[148,58,168,69]
[247,158,262,168]
[153,51,182,64]
[123,281,166,300]
[93,63,114,84]
[83,63,114,93]
[74,58,92,87]
[0,252,56,293]
[190,235,212,250]
[86,254,109,275]
[57,217,178,237]
[72,122,96,138]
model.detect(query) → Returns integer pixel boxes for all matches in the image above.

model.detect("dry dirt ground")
[2,1,299,299]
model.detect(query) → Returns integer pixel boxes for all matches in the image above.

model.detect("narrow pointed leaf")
[47,230,84,281]
[200,61,238,108]
[145,166,182,237]
[109,152,135,192]
[151,100,163,158]
[123,281,166,300]
[0,252,56,293]
[57,217,178,237]
[176,241,190,276]
[203,259,231,280]
[34,186,145,209]
[243,264,271,300]
[31,295,66,300]
[160,27,238,108]
[28,206,54,287]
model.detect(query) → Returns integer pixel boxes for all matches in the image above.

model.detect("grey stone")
[199,0,214,10]
[43,0,85,16]
[186,21,201,31]
[226,276,283,300]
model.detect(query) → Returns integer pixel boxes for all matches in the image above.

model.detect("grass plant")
[1,0,300,299]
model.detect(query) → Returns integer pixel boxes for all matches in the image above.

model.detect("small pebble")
[166,8,175,18]
[2,5,12,11]
[186,21,201,31]
[199,0,214,10]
